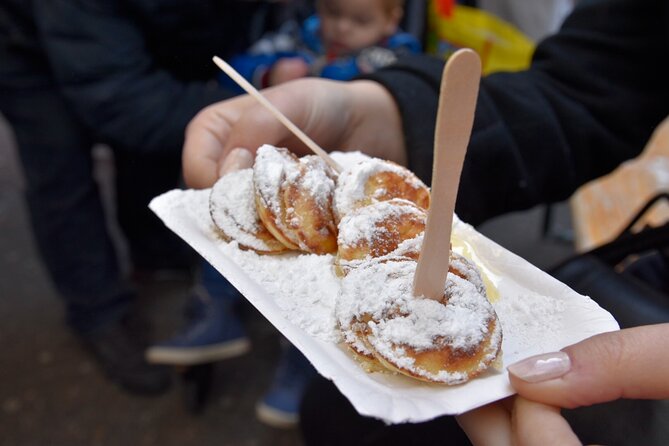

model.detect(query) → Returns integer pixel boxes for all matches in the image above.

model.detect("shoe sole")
[145,338,251,365]
[255,401,299,429]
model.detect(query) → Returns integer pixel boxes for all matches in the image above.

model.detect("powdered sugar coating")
[253,145,301,242]
[338,224,487,299]
[389,234,480,276]
[209,169,283,253]
[253,145,337,253]
[287,155,337,251]
[337,259,501,384]
[334,157,429,221]
[449,249,487,296]
[337,199,426,250]
[300,155,337,212]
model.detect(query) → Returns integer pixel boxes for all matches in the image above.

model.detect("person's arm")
[368,0,669,225]
[33,0,232,154]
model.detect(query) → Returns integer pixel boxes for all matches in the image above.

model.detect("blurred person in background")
[0,0,270,395]
[225,0,420,89]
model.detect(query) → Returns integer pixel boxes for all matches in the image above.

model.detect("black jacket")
[0,0,258,154]
[368,0,669,225]
[0,0,49,88]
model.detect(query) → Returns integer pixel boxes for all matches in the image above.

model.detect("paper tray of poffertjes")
[150,146,619,423]
[151,50,618,423]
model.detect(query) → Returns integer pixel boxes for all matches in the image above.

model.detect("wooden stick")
[413,49,482,300]
[213,56,342,173]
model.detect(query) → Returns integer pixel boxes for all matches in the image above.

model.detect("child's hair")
[382,0,405,15]
[317,0,405,17]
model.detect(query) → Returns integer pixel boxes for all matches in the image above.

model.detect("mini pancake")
[335,199,426,276]
[337,257,501,384]
[209,168,287,254]
[333,157,430,222]
[253,144,338,254]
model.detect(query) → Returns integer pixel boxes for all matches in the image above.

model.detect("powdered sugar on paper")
[220,245,341,342]
[493,292,565,358]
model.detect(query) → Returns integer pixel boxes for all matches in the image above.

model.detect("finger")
[224,80,332,157]
[456,400,513,446]
[183,104,231,188]
[217,147,254,177]
[508,323,669,409]
[269,58,309,85]
[225,78,369,158]
[183,95,256,188]
[512,397,580,446]
[223,98,301,156]
[345,80,406,163]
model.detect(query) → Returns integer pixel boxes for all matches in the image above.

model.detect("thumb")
[508,323,669,409]
[217,147,254,177]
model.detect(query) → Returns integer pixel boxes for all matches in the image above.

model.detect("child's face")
[319,0,401,56]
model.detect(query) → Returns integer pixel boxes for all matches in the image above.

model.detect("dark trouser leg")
[0,86,133,334]
[199,260,241,303]
[113,149,196,272]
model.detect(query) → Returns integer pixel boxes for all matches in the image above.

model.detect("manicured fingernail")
[508,351,571,383]
[219,148,254,176]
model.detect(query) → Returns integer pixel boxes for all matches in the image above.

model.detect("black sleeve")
[33,0,232,154]
[366,0,669,226]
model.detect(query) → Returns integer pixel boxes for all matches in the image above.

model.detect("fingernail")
[219,148,254,176]
[508,351,571,383]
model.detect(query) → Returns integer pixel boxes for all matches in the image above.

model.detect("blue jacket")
[224,15,421,90]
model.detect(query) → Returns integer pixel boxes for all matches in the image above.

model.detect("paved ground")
[0,114,579,446]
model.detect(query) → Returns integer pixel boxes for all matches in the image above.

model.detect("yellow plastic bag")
[426,1,535,75]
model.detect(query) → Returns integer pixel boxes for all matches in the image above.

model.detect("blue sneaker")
[256,344,317,428]
[145,287,251,365]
